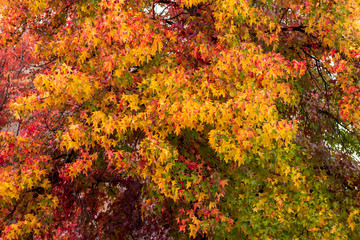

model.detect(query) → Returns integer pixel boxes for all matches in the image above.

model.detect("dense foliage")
[0,0,360,239]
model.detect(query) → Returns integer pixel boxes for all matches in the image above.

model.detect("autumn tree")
[0,0,360,239]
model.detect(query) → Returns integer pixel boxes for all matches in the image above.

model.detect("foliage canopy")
[0,0,360,239]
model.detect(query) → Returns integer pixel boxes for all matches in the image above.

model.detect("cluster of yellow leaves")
[0,133,58,239]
